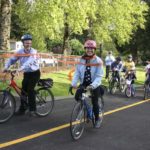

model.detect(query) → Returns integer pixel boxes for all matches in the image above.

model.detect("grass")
[0,66,146,97]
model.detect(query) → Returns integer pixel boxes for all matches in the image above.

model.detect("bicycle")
[0,70,54,123]
[109,70,125,94]
[144,78,150,100]
[125,71,136,98]
[69,86,104,140]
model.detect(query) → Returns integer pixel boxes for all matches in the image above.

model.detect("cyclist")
[145,61,150,85]
[105,51,115,79]
[123,55,135,72]
[123,54,136,81]
[70,40,104,128]
[111,57,123,83]
[3,34,40,116]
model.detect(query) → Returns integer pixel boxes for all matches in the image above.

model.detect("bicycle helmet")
[128,54,132,58]
[84,40,96,49]
[116,56,121,62]
[21,34,32,42]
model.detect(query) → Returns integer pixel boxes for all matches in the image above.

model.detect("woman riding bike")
[70,40,104,128]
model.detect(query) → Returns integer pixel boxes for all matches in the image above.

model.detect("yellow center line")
[0,98,150,149]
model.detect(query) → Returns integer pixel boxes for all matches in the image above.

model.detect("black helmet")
[21,34,32,42]
[116,56,121,62]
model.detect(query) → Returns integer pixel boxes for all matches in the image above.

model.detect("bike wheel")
[0,90,16,123]
[70,102,85,140]
[92,96,104,127]
[110,81,117,94]
[144,84,149,100]
[125,87,132,98]
[35,88,54,117]
[120,84,125,93]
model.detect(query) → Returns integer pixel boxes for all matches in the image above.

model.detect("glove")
[69,85,74,95]
[86,85,94,91]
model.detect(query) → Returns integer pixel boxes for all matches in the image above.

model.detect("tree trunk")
[62,22,70,55]
[0,0,11,51]
[62,13,70,55]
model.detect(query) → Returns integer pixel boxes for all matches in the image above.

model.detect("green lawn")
[0,66,146,97]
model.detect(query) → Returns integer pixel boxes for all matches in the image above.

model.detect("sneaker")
[29,111,37,117]
[94,119,101,129]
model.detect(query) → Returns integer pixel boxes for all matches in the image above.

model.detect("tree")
[14,0,148,55]
[0,0,12,51]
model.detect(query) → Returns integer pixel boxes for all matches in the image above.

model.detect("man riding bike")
[3,34,40,116]
[70,40,104,128]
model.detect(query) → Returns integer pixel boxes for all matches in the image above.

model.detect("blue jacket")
[111,61,123,71]
[71,56,104,89]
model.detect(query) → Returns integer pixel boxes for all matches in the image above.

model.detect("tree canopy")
[14,0,148,51]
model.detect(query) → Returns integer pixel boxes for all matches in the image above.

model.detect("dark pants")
[112,71,120,83]
[75,86,104,121]
[106,65,111,79]
[21,70,40,111]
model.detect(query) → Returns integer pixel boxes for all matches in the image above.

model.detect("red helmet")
[84,40,96,49]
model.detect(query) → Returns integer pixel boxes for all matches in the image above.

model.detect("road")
[0,89,150,150]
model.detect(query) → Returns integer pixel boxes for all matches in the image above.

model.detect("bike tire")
[35,88,54,117]
[125,87,132,98]
[0,90,16,123]
[120,84,125,93]
[70,101,85,140]
[144,84,149,100]
[92,96,104,127]
[110,81,117,94]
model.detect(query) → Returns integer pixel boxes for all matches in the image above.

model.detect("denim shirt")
[71,56,104,89]
[5,48,40,72]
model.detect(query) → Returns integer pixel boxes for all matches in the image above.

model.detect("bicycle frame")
[5,71,27,97]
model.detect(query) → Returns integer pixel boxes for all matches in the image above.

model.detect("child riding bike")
[145,61,150,84]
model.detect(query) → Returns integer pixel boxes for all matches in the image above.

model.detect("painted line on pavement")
[0,98,150,149]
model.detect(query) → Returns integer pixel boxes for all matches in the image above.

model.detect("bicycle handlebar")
[69,86,74,95]
[3,70,18,79]
[69,86,91,96]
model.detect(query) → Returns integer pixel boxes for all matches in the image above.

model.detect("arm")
[71,64,80,87]
[91,63,104,89]
[4,54,19,70]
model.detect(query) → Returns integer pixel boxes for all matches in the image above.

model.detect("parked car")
[38,56,58,67]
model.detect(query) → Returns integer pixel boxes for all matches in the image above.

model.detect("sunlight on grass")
[0,66,146,97]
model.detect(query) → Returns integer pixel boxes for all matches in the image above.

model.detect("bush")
[45,38,63,53]
[69,39,84,55]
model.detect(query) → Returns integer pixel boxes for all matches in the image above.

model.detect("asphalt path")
[1,89,150,150]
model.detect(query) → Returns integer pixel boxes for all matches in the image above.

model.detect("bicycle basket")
[37,78,53,88]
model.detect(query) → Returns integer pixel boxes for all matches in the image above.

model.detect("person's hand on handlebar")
[69,85,77,95]
[86,85,94,91]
